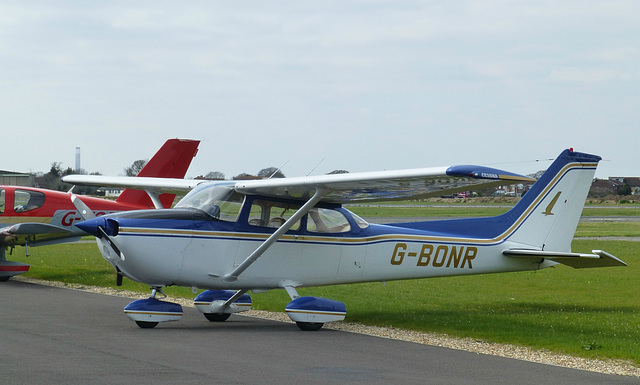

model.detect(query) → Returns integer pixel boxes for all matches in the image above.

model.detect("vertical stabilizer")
[116,139,200,208]
[505,149,600,252]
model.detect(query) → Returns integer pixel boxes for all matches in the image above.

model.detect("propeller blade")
[97,226,125,261]
[72,201,127,283]
[71,195,96,221]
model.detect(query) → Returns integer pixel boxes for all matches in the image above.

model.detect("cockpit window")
[175,184,244,222]
[14,189,46,213]
[0,188,5,214]
[307,207,351,233]
[248,199,301,230]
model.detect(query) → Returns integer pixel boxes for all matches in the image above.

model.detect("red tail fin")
[116,139,200,208]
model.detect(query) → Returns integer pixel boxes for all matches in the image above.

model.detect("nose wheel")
[124,287,183,329]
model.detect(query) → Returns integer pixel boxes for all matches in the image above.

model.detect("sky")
[1,1,638,180]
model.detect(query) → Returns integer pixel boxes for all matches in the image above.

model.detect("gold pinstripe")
[285,310,346,316]
[124,310,183,316]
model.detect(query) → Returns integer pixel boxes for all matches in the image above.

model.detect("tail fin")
[116,139,200,208]
[505,149,600,252]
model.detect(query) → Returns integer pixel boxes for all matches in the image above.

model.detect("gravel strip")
[15,277,639,378]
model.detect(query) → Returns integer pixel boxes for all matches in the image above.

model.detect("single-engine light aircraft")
[0,139,200,281]
[68,149,626,331]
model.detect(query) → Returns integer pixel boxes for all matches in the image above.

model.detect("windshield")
[175,183,244,222]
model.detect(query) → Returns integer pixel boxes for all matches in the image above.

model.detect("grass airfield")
[8,201,640,366]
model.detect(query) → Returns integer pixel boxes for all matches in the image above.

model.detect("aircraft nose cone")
[75,217,107,237]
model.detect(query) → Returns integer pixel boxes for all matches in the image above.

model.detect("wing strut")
[144,189,164,209]
[221,188,327,283]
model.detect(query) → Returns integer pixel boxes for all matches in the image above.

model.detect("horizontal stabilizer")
[503,249,627,269]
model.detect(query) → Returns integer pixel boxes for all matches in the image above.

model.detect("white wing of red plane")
[62,175,205,194]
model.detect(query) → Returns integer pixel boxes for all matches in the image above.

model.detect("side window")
[14,190,46,213]
[0,188,4,214]
[216,191,244,222]
[248,200,300,230]
[307,208,351,233]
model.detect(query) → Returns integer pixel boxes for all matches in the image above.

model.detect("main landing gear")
[283,286,346,331]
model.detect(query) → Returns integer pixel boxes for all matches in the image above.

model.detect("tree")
[619,184,632,196]
[327,170,349,175]
[124,159,147,176]
[258,167,285,179]
[32,162,100,194]
[36,162,67,191]
[204,171,225,180]
[233,173,259,180]
[48,162,63,178]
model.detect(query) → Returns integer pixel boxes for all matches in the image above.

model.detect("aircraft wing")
[2,223,72,235]
[64,164,534,204]
[61,175,206,194]
[1,223,81,248]
[234,165,536,203]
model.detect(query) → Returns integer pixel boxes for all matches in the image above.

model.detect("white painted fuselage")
[99,223,551,291]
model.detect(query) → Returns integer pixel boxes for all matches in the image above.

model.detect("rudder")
[116,139,200,208]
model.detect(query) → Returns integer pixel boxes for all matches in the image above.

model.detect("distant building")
[96,187,124,198]
[75,147,81,171]
[590,177,640,197]
[0,170,35,187]
[590,179,622,196]
[492,183,530,197]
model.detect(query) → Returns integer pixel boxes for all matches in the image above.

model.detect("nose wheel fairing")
[124,298,184,328]
[124,287,183,328]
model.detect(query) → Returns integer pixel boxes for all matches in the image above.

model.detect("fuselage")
[89,196,552,291]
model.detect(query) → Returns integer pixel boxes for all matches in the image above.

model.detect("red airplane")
[0,138,200,281]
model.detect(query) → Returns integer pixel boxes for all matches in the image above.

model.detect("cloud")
[550,66,617,83]
[0,1,639,179]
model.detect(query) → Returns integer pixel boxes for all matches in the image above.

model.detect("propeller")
[71,194,125,286]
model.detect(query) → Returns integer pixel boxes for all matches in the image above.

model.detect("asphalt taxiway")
[1,280,637,385]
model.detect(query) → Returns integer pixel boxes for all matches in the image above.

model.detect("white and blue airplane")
[64,149,626,330]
